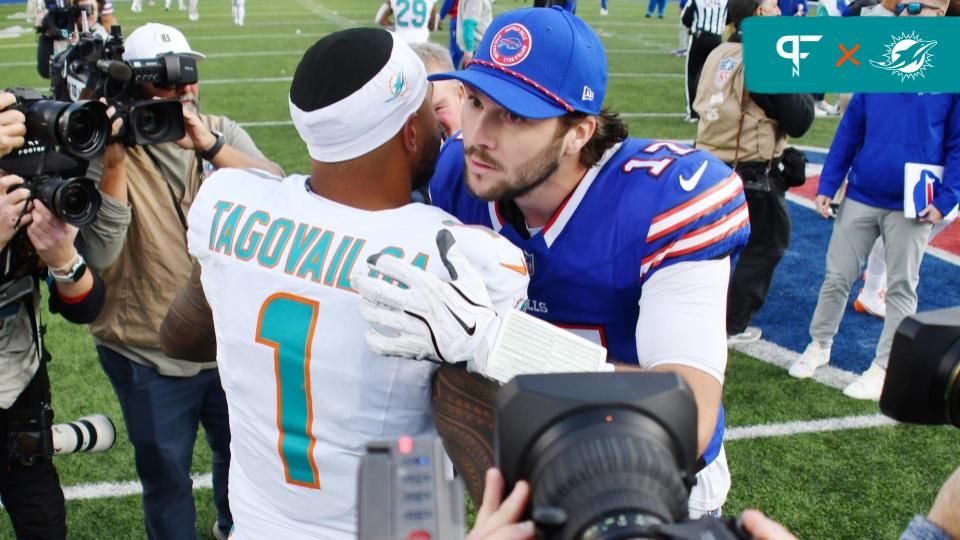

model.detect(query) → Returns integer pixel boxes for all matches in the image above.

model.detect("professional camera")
[358,435,467,540]
[49,27,191,146]
[0,88,104,227]
[497,373,749,540]
[7,407,116,465]
[2,87,107,160]
[36,1,87,42]
[880,306,960,428]
[358,373,749,540]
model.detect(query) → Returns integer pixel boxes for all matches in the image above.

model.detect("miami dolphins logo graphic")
[870,32,937,81]
[385,69,408,103]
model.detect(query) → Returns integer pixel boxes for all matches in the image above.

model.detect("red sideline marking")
[793,174,960,257]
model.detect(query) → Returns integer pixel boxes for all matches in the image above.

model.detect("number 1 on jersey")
[256,293,321,489]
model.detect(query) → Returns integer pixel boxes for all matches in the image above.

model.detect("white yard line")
[51,413,899,502]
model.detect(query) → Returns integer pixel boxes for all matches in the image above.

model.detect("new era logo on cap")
[582,86,594,101]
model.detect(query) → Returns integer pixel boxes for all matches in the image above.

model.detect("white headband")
[289,32,429,163]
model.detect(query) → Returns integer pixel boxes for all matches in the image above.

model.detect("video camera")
[36,1,88,42]
[0,87,104,227]
[49,26,192,146]
[880,306,960,428]
[7,407,116,465]
[359,373,749,540]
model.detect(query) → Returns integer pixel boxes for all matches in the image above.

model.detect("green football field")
[0,0,957,538]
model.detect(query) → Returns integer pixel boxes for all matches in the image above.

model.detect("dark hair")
[728,0,761,29]
[558,109,629,169]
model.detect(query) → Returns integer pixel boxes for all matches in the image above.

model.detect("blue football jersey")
[430,136,750,365]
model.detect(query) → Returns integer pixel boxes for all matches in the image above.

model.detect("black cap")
[290,28,394,112]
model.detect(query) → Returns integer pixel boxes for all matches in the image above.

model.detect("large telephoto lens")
[25,99,108,159]
[526,411,690,540]
[127,99,185,145]
[497,373,701,540]
[31,177,102,227]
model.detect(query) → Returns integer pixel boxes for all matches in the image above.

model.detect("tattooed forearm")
[431,365,500,504]
[160,261,217,362]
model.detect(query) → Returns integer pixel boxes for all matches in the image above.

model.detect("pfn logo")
[776,35,822,77]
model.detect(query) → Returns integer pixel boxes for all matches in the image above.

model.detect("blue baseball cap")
[429,6,607,119]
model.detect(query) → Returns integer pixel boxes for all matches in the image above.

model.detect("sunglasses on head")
[895,2,940,14]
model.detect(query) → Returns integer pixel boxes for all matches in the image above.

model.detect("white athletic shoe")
[853,287,886,319]
[727,326,762,345]
[842,364,886,401]
[789,342,831,379]
[814,100,839,117]
[600,8,608,15]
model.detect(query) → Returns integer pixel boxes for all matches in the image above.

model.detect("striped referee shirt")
[686,0,728,35]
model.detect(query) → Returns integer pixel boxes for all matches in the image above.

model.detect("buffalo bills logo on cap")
[490,23,533,67]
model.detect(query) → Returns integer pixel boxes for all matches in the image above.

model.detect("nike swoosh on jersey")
[445,305,476,335]
[500,261,528,276]
[679,160,709,192]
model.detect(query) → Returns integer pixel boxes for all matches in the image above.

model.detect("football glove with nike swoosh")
[353,227,529,374]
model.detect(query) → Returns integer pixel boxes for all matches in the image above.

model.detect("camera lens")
[67,109,94,144]
[23,99,107,159]
[523,411,689,540]
[58,101,109,159]
[135,108,163,138]
[127,99,185,145]
[32,177,102,227]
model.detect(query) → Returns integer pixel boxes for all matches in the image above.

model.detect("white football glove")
[353,227,529,374]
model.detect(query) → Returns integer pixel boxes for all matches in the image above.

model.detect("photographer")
[1,92,106,540]
[693,0,814,345]
[35,0,112,79]
[76,22,281,540]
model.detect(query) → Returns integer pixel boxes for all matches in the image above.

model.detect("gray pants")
[809,199,932,368]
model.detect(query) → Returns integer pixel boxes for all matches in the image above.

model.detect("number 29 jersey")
[390,0,437,43]
[187,171,456,539]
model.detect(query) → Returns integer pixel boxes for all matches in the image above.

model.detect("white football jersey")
[188,171,467,539]
[389,0,437,43]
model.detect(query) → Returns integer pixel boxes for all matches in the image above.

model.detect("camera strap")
[142,146,191,255]
[0,248,44,365]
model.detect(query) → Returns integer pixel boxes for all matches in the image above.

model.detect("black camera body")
[497,373,747,540]
[37,1,87,42]
[4,87,108,160]
[0,88,104,227]
[880,306,960,427]
[49,28,191,147]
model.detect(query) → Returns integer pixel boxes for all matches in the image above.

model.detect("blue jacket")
[778,0,808,15]
[818,93,960,217]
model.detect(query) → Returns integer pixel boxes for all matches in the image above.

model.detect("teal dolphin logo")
[386,69,407,102]
[870,32,937,81]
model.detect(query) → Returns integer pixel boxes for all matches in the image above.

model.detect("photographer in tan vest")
[77,23,281,540]
[693,0,813,344]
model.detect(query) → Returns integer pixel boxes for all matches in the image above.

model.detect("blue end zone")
[751,198,960,374]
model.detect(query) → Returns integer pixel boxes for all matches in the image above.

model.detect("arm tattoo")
[159,261,217,362]
[431,364,499,505]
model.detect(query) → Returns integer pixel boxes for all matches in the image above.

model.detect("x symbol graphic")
[836,43,860,67]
